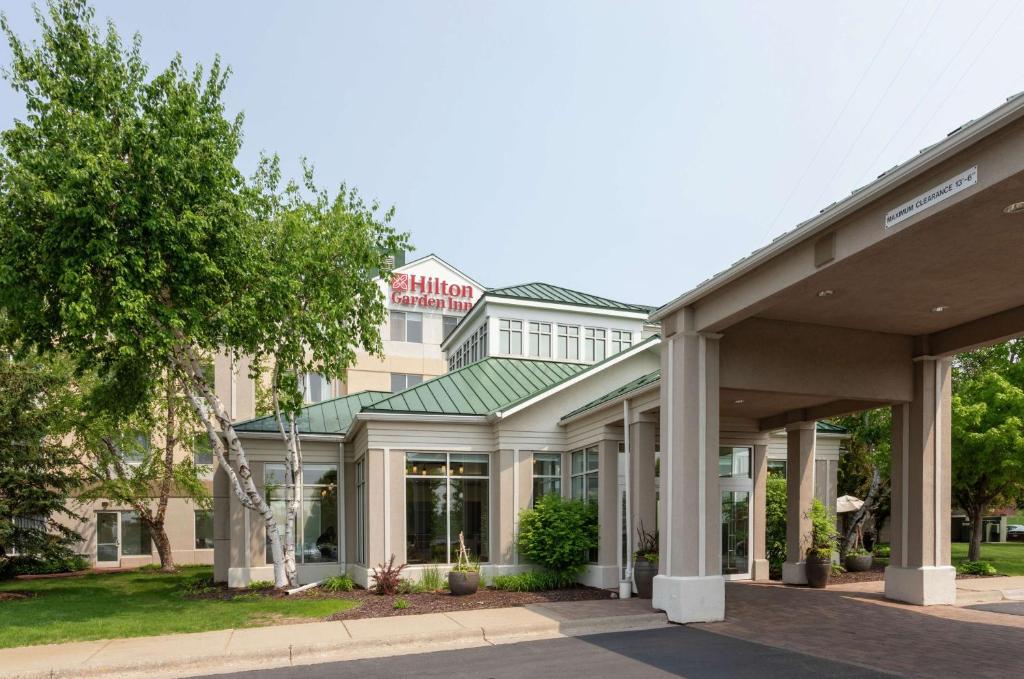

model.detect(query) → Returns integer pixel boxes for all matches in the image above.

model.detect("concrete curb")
[2,612,670,679]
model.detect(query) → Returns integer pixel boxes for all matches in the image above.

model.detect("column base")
[884,565,956,605]
[751,558,771,582]
[652,574,725,623]
[782,561,806,585]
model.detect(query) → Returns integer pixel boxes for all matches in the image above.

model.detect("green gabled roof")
[561,369,662,421]
[485,282,654,314]
[234,390,392,435]
[364,357,590,417]
[816,420,848,434]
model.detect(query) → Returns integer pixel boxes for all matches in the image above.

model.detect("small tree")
[517,494,597,582]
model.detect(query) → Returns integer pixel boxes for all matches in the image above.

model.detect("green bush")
[247,579,275,590]
[180,573,215,595]
[517,494,598,579]
[320,574,354,593]
[957,560,998,576]
[806,498,839,559]
[765,475,787,576]
[873,544,891,558]
[492,571,574,592]
[0,554,89,578]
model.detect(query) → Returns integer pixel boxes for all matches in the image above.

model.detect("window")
[767,459,787,478]
[265,464,339,564]
[194,510,214,549]
[571,447,599,503]
[391,372,423,392]
[557,325,580,360]
[120,511,152,556]
[532,453,561,505]
[442,315,459,339]
[719,447,751,478]
[529,322,552,358]
[390,310,423,343]
[405,452,489,564]
[499,319,523,355]
[470,329,479,362]
[355,458,366,565]
[304,373,333,403]
[119,432,150,466]
[478,323,488,357]
[584,328,606,362]
[610,330,632,354]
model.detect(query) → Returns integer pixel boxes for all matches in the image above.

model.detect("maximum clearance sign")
[884,166,978,229]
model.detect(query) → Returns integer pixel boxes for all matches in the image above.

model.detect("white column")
[782,422,816,585]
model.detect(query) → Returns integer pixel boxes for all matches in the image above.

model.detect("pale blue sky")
[3,1,1023,307]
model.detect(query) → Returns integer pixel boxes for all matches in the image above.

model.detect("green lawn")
[0,566,357,648]
[951,542,1024,576]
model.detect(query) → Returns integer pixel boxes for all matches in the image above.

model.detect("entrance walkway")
[694,582,1024,678]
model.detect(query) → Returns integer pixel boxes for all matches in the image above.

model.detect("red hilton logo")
[389,273,474,311]
[391,273,410,292]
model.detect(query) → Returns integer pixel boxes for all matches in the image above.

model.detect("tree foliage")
[831,407,891,553]
[765,474,787,575]
[517,494,598,578]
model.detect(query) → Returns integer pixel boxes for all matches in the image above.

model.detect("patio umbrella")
[836,494,864,513]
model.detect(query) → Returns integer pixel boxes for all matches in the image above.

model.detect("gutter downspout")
[621,399,633,599]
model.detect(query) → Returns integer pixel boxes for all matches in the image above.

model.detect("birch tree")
[0,0,406,587]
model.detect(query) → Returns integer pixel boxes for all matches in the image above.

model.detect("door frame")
[95,510,121,568]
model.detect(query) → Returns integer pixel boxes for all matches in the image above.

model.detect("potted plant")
[632,523,658,599]
[804,498,839,588]
[448,532,480,595]
[844,526,873,572]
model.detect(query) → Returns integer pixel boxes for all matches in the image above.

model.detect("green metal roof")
[485,282,654,314]
[364,357,589,417]
[816,420,848,434]
[561,369,662,421]
[234,390,392,435]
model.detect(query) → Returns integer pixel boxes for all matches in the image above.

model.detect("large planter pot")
[633,557,658,599]
[805,554,831,588]
[448,571,479,596]
[844,554,873,572]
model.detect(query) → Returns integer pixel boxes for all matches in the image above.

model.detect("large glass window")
[120,511,152,556]
[610,330,633,354]
[499,319,523,355]
[557,325,580,360]
[390,373,423,392]
[390,310,423,343]
[570,447,599,503]
[767,459,788,478]
[194,510,214,549]
[405,453,489,564]
[584,328,606,362]
[532,453,561,505]
[719,447,751,478]
[529,322,552,358]
[264,463,339,564]
[355,458,366,565]
[303,373,333,403]
[442,315,460,339]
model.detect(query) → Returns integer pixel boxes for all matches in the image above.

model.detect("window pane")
[586,474,599,503]
[571,475,584,499]
[407,374,423,387]
[451,478,489,562]
[121,512,151,556]
[571,451,585,475]
[302,485,338,563]
[406,478,447,563]
[450,453,488,477]
[718,449,733,477]
[264,463,286,487]
[193,433,213,466]
[303,463,337,486]
[390,373,406,392]
[443,315,459,339]
[510,331,522,355]
[768,460,787,478]
[406,452,446,476]
[195,510,214,549]
[533,453,560,477]
[407,312,423,343]
[500,330,510,354]
[586,449,599,471]
[390,311,406,341]
[533,477,560,505]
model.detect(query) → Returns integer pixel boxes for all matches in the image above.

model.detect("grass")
[951,542,1024,576]
[0,566,357,648]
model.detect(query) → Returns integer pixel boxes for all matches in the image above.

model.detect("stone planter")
[805,554,831,588]
[448,570,479,596]
[844,553,873,572]
[633,556,658,598]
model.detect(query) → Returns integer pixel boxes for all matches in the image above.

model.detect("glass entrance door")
[719,446,753,580]
[96,512,120,566]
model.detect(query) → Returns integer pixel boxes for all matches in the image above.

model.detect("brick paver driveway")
[694,581,1024,678]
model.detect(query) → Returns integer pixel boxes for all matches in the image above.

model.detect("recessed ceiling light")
[1003,201,1024,214]
[817,289,834,297]
[932,305,949,313]
[733,399,745,404]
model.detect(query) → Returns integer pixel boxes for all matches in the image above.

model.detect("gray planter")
[844,554,873,572]
[633,556,658,598]
[448,571,479,596]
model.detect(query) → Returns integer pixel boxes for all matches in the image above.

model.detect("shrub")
[957,560,998,576]
[321,574,354,593]
[517,494,598,579]
[181,573,215,595]
[831,563,846,576]
[247,580,275,590]
[0,554,89,577]
[492,571,574,592]
[393,597,410,610]
[873,544,891,558]
[396,578,426,594]
[371,554,406,595]
[806,498,839,559]
[419,565,445,592]
[765,475,787,576]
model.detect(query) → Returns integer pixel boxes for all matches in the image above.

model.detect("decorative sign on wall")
[884,166,977,229]
[390,273,476,312]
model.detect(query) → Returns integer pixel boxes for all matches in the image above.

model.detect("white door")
[719,447,753,580]
[96,511,120,567]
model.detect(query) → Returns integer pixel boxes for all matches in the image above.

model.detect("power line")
[757,0,912,242]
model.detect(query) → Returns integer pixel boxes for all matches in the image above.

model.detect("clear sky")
[3,1,1023,307]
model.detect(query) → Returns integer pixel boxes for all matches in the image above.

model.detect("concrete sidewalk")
[953,575,1024,604]
[0,598,668,679]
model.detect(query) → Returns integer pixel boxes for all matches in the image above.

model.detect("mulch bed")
[0,591,36,601]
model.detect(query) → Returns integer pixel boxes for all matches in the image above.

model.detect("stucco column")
[782,422,815,585]
[652,317,723,623]
[751,442,770,581]
[885,357,956,605]
[597,439,620,583]
[629,418,658,542]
